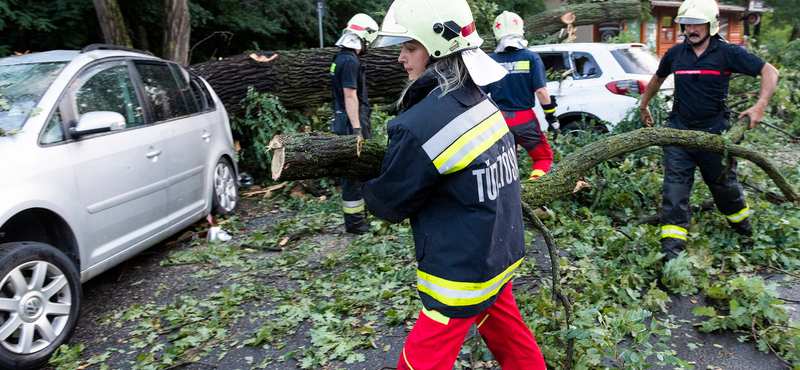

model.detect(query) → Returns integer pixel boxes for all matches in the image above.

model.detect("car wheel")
[560,120,608,136]
[212,157,238,216]
[0,242,81,370]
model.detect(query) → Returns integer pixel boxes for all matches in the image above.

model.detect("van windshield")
[0,62,67,133]
[610,47,661,75]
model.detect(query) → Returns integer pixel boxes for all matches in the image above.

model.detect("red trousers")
[398,282,546,370]
[502,109,553,178]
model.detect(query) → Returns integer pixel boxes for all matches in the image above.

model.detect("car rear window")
[610,47,661,75]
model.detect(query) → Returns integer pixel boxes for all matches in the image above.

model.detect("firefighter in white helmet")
[330,13,379,234]
[639,0,779,261]
[483,11,557,179]
[362,1,547,369]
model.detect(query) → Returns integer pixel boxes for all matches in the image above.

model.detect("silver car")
[0,44,239,369]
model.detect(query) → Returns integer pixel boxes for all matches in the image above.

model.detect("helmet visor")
[371,35,413,48]
[372,7,412,48]
[676,16,709,25]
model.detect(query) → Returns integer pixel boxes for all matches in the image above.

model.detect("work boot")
[661,238,685,261]
[344,212,369,235]
[738,236,754,250]
[729,217,753,250]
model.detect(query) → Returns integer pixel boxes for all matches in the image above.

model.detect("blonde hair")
[397,53,470,107]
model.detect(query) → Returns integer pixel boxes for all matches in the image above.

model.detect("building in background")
[541,0,770,56]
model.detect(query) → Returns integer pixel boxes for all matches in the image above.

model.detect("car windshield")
[0,62,67,133]
[610,47,661,75]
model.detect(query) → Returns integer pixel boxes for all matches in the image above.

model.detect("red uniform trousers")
[397,282,546,370]
[502,109,553,178]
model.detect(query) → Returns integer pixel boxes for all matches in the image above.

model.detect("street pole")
[317,2,324,48]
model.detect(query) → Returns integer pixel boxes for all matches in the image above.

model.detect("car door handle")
[201,133,211,140]
[146,149,162,158]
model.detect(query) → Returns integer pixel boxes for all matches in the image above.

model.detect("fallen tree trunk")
[524,0,643,38]
[268,132,384,182]
[190,0,642,115]
[268,118,800,206]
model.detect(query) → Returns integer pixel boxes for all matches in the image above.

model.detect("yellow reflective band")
[402,348,416,370]
[543,108,556,114]
[530,169,546,178]
[476,314,490,329]
[422,308,450,325]
[330,63,336,73]
[661,225,687,241]
[725,206,750,223]
[417,258,523,307]
[433,112,508,175]
[342,204,365,214]
[516,61,530,70]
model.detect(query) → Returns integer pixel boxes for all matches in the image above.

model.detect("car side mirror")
[70,111,127,138]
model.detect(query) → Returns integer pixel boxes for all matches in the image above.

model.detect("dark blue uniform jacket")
[657,37,765,124]
[330,48,371,135]
[363,74,526,318]
[482,48,547,111]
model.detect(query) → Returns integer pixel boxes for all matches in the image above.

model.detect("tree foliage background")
[0,0,549,63]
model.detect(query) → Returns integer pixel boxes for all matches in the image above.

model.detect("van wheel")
[212,157,238,216]
[560,120,608,136]
[0,242,81,370]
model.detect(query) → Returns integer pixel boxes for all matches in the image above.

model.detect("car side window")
[71,61,145,129]
[168,63,200,115]
[134,62,190,122]
[190,76,216,112]
[571,52,600,79]
[40,108,65,144]
[537,53,569,79]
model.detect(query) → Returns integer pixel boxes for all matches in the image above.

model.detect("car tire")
[211,157,238,216]
[0,242,81,370]
[560,120,608,136]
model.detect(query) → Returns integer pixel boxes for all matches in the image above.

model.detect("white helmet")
[335,13,379,50]
[372,0,482,58]
[492,11,525,41]
[372,0,506,85]
[676,0,720,36]
[492,11,529,52]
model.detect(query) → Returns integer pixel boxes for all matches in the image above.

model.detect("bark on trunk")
[190,0,643,115]
[269,133,385,182]
[162,0,191,65]
[190,47,407,115]
[91,0,132,48]
[524,0,643,38]
[268,119,800,206]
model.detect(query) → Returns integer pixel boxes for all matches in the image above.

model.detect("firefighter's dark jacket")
[362,73,526,318]
[330,48,371,135]
[657,37,765,122]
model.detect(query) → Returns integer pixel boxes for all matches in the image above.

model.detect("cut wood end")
[250,53,278,63]
[561,12,576,25]
[573,180,591,193]
[271,145,285,181]
[267,136,284,151]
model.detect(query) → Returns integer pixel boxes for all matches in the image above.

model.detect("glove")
[542,96,559,131]
[353,127,363,137]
